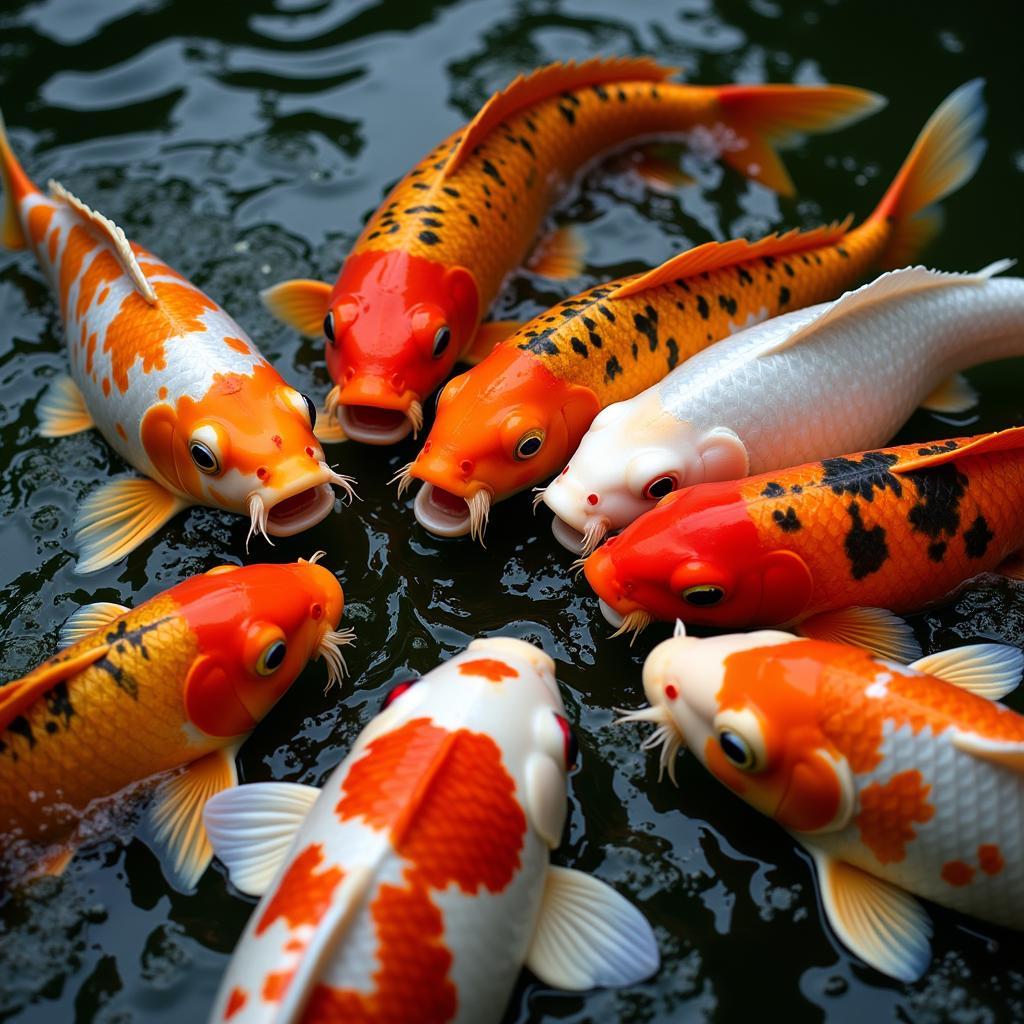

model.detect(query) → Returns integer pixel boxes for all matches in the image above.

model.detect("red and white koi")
[0,111,354,573]
[622,626,1024,981]
[204,638,658,1023]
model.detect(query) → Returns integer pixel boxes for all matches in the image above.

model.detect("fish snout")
[333,373,419,445]
[253,456,337,537]
[543,475,610,553]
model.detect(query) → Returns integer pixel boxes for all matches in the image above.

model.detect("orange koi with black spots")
[624,627,1024,981]
[0,558,350,888]
[262,57,884,445]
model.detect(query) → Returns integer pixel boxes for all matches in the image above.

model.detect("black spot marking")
[631,340,639,360]
[791,484,803,494]
[617,88,627,102]
[561,91,581,107]
[367,231,380,240]
[738,267,753,285]
[666,337,679,369]
[412,182,429,191]
[571,337,589,358]
[442,186,460,197]
[822,453,902,502]
[634,305,659,351]
[44,682,75,724]
[964,515,995,558]
[605,355,622,381]
[594,84,609,101]
[773,507,802,532]
[761,482,785,498]
[845,502,888,579]
[45,721,57,734]
[928,541,947,562]
[837,246,850,259]
[905,464,967,541]
[783,262,794,277]
[718,294,737,316]
[597,304,615,323]
[419,230,441,246]
[917,441,959,456]
[778,286,791,306]
[482,160,505,186]
[7,716,35,748]
[519,336,560,356]
[696,295,709,319]
[420,217,442,228]
[468,213,479,227]
[405,205,444,214]
[525,116,537,133]
[519,136,534,157]
[558,103,576,125]
[763,256,776,269]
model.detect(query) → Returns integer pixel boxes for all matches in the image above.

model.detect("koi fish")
[0,557,351,888]
[544,256,1023,554]
[621,626,1024,980]
[262,57,884,445]
[584,427,1024,660]
[402,80,987,543]
[203,637,658,1023]
[0,111,354,574]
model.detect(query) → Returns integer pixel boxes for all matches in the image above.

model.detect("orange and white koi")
[0,557,351,888]
[622,626,1024,980]
[262,57,883,445]
[204,638,658,1023]
[585,427,1024,659]
[0,111,354,573]
[401,81,985,543]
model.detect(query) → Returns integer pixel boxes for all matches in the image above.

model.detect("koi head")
[370,637,575,847]
[323,251,479,444]
[141,362,354,543]
[544,390,749,555]
[402,345,600,541]
[178,556,352,738]
[623,630,854,834]
[583,483,814,638]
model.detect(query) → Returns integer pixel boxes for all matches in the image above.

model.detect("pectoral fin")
[57,601,130,649]
[920,372,978,414]
[527,225,585,281]
[796,607,921,662]
[952,732,1024,773]
[37,375,94,437]
[626,146,696,192]
[525,865,659,990]
[260,279,332,338]
[150,745,240,891]
[810,847,932,982]
[204,782,320,896]
[911,643,1023,700]
[461,320,526,365]
[74,477,190,574]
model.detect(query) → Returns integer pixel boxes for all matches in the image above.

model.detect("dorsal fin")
[48,180,158,304]
[893,426,1024,474]
[761,259,1015,355]
[606,217,853,301]
[444,58,676,177]
[0,644,109,735]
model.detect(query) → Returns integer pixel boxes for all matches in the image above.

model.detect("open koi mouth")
[337,405,414,445]
[598,598,652,645]
[551,515,609,556]
[266,484,337,536]
[413,483,491,543]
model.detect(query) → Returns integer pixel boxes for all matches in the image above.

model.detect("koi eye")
[300,393,317,429]
[717,728,757,771]
[383,678,418,709]
[256,639,287,676]
[682,584,725,607]
[432,325,451,359]
[323,312,335,344]
[643,474,677,500]
[514,429,545,461]
[554,713,578,770]
[189,441,220,475]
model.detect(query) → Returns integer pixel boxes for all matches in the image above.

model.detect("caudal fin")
[713,83,887,196]
[0,107,37,250]
[869,79,987,268]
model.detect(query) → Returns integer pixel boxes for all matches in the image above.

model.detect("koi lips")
[326,382,425,446]
[246,464,356,548]
[412,482,492,543]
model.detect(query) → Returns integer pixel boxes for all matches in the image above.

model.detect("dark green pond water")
[2,1,1024,1021]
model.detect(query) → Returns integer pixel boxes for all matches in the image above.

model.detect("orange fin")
[870,80,986,268]
[150,744,240,891]
[462,320,526,365]
[952,732,1024,774]
[314,409,347,445]
[920,372,979,414]
[527,225,586,281]
[893,425,1024,474]
[57,601,130,650]
[0,106,35,250]
[608,217,852,301]
[37,374,94,437]
[48,180,157,304]
[0,644,110,735]
[261,278,332,338]
[625,146,696,192]
[713,84,887,196]
[809,847,932,982]
[74,477,191,574]
[996,551,1024,582]
[796,606,921,662]
[445,58,676,177]
[911,643,1023,700]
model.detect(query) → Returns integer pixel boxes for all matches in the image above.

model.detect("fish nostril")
[345,366,355,381]
[623,580,634,594]
[311,602,323,620]
[390,373,404,393]
[305,446,315,458]
[459,458,474,476]
[257,466,269,481]
[587,493,599,506]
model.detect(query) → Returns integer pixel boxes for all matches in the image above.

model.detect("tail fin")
[869,80,987,268]
[0,106,36,250]
[713,84,887,197]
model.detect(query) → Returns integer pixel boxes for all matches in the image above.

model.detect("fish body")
[406,81,986,542]
[262,58,883,444]
[545,261,1024,553]
[630,629,1024,979]
[0,559,348,886]
[205,638,658,1023]
[0,113,350,572]
[585,428,1024,658]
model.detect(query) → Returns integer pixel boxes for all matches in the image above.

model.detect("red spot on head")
[587,493,599,506]
[257,844,344,935]
[664,683,678,701]
[941,860,975,887]
[305,446,315,458]
[257,466,269,480]
[224,987,247,1020]
[458,658,517,683]
[272,434,283,449]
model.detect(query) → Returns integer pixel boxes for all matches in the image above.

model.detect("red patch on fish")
[856,770,934,864]
[262,969,295,1003]
[941,860,975,887]
[224,987,247,1019]
[458,658,518,682]
[256,843,344,935]
[978,843,1004,876]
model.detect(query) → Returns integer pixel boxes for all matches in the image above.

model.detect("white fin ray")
[37,374,94,436]
[919,372,979,414]
[48,179,158,304]
[57,601,130,650]
[911,643,1023,700]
